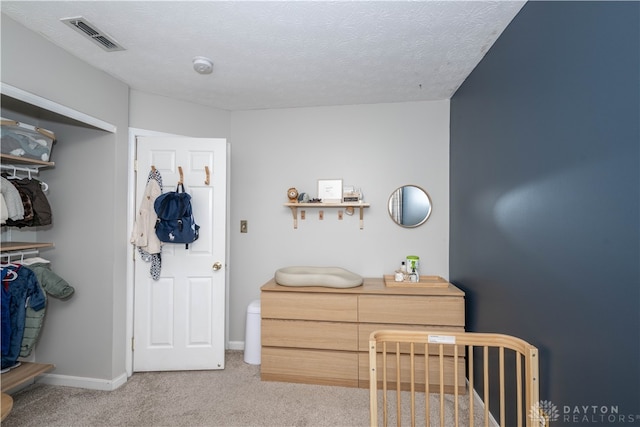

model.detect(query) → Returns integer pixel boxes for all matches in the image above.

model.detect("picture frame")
[317,179,343,203]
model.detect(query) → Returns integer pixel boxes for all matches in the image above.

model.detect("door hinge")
[134,159,138,172]
[131,337,135,351]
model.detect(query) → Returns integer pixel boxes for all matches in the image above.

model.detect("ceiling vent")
[60,17,125,52]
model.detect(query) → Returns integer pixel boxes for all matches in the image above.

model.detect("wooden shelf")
[0,154,54,168]
[0,242,54,252]
[284,202,370,229]
[1,362,54,393]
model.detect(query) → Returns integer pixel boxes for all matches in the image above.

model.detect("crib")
[369,330,548,427]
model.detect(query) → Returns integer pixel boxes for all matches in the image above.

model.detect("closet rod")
[0,164,41,175]
[0,249,40,262]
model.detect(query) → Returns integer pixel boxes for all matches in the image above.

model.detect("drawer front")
[358,323,464,354]
[262,291,358,322]
[359,295,464,326]
[261,347,358,387]
[263,319,358,351]
[358,353,466,394]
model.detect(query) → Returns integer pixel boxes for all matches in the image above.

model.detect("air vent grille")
[61,17,125,52]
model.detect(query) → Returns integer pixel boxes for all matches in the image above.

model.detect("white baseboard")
[227,340,244,351]
[37,371,128,391]
[27,345,248,392]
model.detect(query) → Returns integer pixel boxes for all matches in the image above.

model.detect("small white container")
[244,299,261,365]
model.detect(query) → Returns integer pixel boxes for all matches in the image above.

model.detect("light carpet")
[3,351,483,426]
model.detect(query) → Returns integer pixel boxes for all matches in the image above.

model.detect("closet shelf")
[0,242,54,252]
[0,154,54,168]
[1,362,54,393]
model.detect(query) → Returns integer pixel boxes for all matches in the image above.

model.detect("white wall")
[229,101,450,342]
[129,90,230,137]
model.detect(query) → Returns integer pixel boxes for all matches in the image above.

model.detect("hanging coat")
[20,259,75,357]
[130,168,163,280]
[1,265,45,369]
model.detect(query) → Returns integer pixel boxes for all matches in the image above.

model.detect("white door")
[133,136,227,371]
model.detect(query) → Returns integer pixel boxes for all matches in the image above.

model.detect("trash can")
[244,299,261,365]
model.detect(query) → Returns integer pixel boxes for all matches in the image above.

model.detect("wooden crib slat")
[484,346,489,427]
[410,343,416,427]
[454,344,460,427]
[396,342,401,427]
[517,354,523,427]
[383,341,388,427]
[500,347,505,427]
[439,344,445,427]
[468,346,474,427]
[424,343,430,427]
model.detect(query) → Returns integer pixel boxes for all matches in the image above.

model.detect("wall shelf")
[284,202,370,229]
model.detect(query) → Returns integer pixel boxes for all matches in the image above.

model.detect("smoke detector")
[193,57,214,74]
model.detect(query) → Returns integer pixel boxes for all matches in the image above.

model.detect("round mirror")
[388,185,432,228]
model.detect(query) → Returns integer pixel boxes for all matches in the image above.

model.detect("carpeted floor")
[3,351,482,426]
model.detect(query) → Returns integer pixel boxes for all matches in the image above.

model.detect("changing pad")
[274,266,364,288]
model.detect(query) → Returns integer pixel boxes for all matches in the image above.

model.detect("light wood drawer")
[358,323,464,354]
[263,319,358,351]
[261,347,358,387]
[262,292,358,322]
[359,295,464,326]
[358,353,466,394]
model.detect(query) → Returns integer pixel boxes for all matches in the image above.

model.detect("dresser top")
[261,277,464,297]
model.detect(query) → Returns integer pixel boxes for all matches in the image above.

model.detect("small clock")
[287,187,299,202]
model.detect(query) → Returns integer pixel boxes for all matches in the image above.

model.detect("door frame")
[125,127,231,377]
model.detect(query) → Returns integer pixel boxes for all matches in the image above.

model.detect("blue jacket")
[1,265,45,369]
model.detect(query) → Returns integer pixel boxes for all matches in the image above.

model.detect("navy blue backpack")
[154,183,200,248]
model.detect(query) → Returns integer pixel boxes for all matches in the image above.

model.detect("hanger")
[178,166,184,185]
[151,165,157,173]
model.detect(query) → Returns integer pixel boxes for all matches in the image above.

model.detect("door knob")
[212,262,223,271]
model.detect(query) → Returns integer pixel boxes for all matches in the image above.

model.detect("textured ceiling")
[1,1,525,111]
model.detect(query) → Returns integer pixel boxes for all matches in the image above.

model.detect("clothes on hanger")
[131,167,163,280]
[0,257,74,367]
[0,264,45,370]
[19,258,74,357]
[2,175,52,227]
[0,176,24,222]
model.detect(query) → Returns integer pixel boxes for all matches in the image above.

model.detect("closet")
[0,83,115,398]
[1,121,56,393]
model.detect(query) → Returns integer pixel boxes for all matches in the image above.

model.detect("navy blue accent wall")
[450,2,639,425]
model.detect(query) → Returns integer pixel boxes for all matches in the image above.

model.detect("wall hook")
[204,166,210,185]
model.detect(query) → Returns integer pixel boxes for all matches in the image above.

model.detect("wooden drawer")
[358,353,466,394]
[358,323,464,354]
[263,319,358,351]
[261,347,358,387]
[359,295,464,326]
[262,291,358,322]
